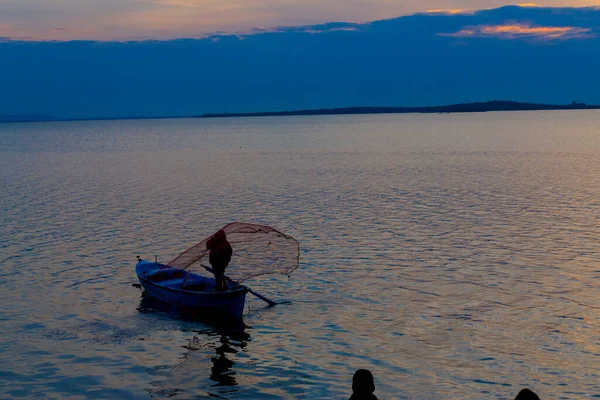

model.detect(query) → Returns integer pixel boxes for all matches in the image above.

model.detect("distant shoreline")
[2,101,600,124]
[198,101,600,119]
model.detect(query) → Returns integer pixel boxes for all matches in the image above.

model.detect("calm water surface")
[1,112,599,399]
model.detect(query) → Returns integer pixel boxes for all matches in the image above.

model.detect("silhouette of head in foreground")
[349,369,378,400]
[515,388,540,400]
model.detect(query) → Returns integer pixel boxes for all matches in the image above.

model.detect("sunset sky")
[2,2,600,119]
[1,0,599,40]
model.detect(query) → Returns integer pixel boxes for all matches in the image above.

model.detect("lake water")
[1,111,599,399]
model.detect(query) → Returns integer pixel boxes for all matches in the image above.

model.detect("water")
[1,111,599,399]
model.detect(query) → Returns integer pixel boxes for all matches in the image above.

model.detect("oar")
[202,265,279,307]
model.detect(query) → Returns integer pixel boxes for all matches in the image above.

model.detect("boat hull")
[136,260,248,318]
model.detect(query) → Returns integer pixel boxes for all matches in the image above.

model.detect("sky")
[1,3,600,119]
[0,0,599,40]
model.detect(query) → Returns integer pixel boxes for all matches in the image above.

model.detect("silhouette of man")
[206,230,232,291]
[349,369,378,400]
[515,388,540,400]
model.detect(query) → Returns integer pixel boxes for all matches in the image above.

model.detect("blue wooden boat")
[135,259,249,318]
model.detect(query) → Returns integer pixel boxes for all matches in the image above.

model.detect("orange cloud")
[426,9,475,15]
[442,23,593,40]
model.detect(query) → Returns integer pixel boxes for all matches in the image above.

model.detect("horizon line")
[2,100,600,124]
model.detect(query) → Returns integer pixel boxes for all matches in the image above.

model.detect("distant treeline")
[3,101,600,123]
[199,100,600,119]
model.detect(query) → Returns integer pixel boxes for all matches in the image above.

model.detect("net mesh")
[167,222,300,283]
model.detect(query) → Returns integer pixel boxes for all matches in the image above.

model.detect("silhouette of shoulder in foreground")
[515,388,540,400]
[349,369,379,400]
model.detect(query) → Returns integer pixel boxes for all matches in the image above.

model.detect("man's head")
[207,229,227,250]
[352,369,375,394]
[213,229,227,244]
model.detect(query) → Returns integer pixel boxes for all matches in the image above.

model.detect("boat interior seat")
[145,268,185,282]
[162,277,187,288]
[181,282,212,292]
[143,267,218,291]
[163,276,216,291]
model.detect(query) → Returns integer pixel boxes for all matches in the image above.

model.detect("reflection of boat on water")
[181,322,250,388]
[209,331,246,386]
[139,294,251,396]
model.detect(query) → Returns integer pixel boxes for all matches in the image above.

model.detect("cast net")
[167,222,300,283]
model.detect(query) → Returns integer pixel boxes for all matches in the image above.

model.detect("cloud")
[443,23,594,40]
[424,2,544,16]
[426,9,476,15]
[2,0,600,40]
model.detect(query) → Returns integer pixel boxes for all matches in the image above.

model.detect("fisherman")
[206,229,232,291]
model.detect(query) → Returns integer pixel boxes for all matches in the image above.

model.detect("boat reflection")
[209,334,240,386]
[137,295,250,396]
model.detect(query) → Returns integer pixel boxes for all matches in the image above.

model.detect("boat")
[135,222,300,318]
[136,259,249,318]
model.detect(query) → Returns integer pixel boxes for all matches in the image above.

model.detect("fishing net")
[167,222,300,283]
